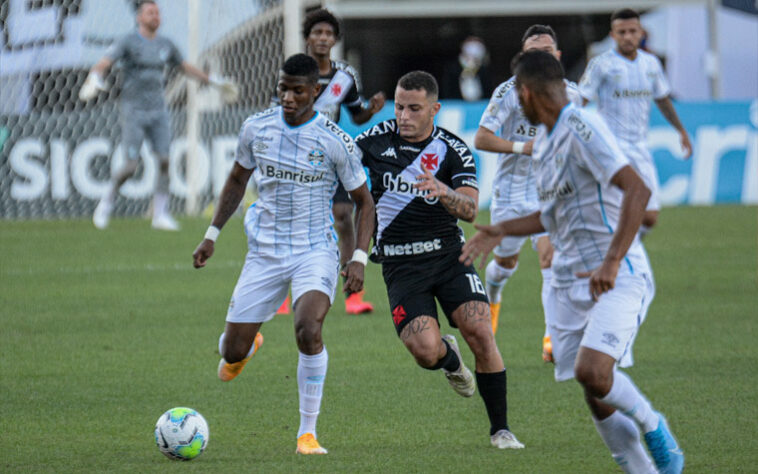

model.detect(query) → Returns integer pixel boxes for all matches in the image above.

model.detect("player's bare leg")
[452,301,524,449]
[576,347,683,473]
[217,321,264,381]
[535,235,555,362]
[485,253,518,334]
[293,290,331,454]
[334,202,373,314]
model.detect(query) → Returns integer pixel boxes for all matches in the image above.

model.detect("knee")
[406,339,442,369]
[295,320,322,353]
[574,363,613,397]
[463,324,495,357]
[494,254,518,269]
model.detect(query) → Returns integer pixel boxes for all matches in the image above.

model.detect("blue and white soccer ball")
[154,407,209,461]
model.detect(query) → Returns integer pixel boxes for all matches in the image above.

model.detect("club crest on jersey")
[331,83,342,96]
[420,153,439,171]
[308,149,325,166]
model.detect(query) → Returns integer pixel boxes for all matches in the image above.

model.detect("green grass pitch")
[1,205,756,472]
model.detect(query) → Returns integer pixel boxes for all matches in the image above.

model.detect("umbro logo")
[601,332,620,348]
[381,147,397,158]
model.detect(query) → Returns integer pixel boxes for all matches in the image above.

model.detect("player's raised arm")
[193,163,252,268]
[342,183,375,293]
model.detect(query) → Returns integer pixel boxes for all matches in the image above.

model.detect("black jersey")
[271,60,364,123]
[356,119,479,263]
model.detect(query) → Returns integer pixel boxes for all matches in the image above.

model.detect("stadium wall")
[1,100,756,218]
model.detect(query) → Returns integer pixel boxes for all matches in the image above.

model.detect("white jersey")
[479,77,582,213]
[579,49,671,143]
[236,107,367,256]
[533,103,650,287]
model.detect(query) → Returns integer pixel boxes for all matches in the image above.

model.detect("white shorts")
[545,273,653,382]
[619,141,660,212]
[490,200,547,258]
[225,248,340,324]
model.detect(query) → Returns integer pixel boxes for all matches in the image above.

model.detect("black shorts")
[332,181,352,205]
[381,251,489,335]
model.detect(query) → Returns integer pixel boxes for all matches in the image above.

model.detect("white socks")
[485,261,518,304]
[540,267,552,331]
[600,370,659,434]
[297,347,328,439]
[594,411,656,473]
[153,192,169,218]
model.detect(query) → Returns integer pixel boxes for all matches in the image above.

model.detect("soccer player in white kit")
[192,54,375,455]
[579,8,692,233]
[462,51,684,474]
[474,25,581,361]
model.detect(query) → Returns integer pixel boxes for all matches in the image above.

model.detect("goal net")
[0,0,298,219]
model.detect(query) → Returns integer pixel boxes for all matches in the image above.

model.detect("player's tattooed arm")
[415,165,478,222]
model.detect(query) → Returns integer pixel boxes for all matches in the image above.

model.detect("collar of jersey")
[612,47,639,64]
[549,103,574,138]
[280,110,320,129]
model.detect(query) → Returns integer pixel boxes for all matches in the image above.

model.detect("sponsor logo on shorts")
[601,332,620,348]
[392,305,407,327]
[383,238,442,257]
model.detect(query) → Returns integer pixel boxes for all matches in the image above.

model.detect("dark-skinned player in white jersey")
[356,71,523,450]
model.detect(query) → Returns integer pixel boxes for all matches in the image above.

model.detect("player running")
[83,0,226,231]
[274,8,385,315]
[356,71,523,450]
[192,54,375,455]
[579,8,692,235]
[462,50,683,474]
[474,25,582,362]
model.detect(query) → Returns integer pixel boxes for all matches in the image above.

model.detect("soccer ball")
[154,407,209,461]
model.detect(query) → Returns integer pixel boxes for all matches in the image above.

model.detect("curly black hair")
[302,8,340,40]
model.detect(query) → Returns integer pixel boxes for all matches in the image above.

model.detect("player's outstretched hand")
[415,165,449,199]
[575,258,620,301]
[460,224,505,269]
[368,92,386,114]
[341,261,365,294]
[193,240,215,268]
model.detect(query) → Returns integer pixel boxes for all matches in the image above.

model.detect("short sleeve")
[235,120,256,170]
[650,56,671,99]
[343,68,364,111]
[578,56,603,101]
[448,145,479,190]
[573,111,630,186]
[167,39,184,68]
[478,84,513,133]
[105,35,129,62]
[333,137,366,192]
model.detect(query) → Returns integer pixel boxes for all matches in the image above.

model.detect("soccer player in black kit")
[355,71,523,449]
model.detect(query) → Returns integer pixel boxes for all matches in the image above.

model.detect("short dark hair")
[136,0,156,12]
[611,8,640,23]
[511,50,565,93]
[281,53,319,84]
[302,8,341,40]
[397,71,438,99]
[521,24,558,48]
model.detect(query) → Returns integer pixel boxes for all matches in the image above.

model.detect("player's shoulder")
[637,49,664,67]
[241,106,278,130]
[491,76,517,100]
[434,126,474,161]
[315,114,357,153]
[562,105,612,144]
[355,119,397,142]
[333,60,359,80]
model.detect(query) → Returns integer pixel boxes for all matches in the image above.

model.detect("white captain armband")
[349,249,368,266]
[204,225,220,242]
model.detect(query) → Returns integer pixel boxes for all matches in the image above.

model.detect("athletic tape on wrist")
[512,141,526,154]
[204,226,220,242]
[350,249,368,266]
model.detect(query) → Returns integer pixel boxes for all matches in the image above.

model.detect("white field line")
[2,259,243,277]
